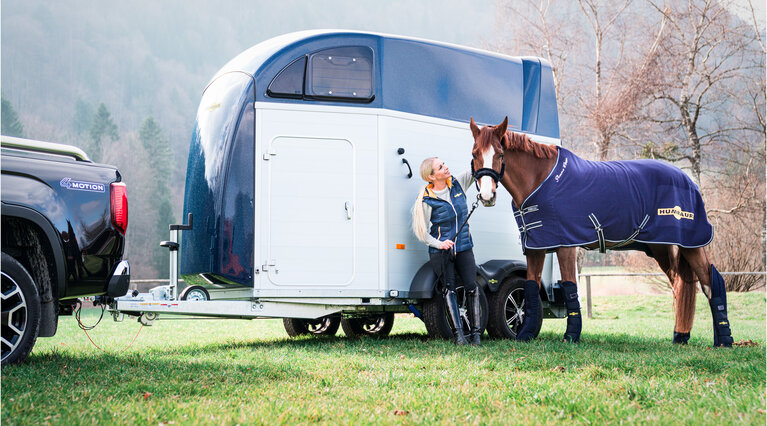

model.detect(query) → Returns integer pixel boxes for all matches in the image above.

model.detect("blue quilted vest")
[422,177,474,254]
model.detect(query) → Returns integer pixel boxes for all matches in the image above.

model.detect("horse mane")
[503,131,557,159]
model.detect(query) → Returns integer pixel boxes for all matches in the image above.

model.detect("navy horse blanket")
[512,147,713,254]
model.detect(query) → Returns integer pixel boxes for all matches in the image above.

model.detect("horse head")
[470,117,508,207]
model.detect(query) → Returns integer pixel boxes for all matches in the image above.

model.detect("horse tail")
[412,186,429,243]
[674,247,698,333]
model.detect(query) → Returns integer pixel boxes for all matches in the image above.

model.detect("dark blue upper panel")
[214,30,559,138]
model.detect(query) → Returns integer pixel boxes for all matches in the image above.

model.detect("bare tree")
[490,0,580,105]
[645,0,756,185]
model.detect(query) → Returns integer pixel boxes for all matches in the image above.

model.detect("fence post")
[585,275,592,319]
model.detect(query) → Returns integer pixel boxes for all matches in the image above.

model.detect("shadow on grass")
[118,328,753,362]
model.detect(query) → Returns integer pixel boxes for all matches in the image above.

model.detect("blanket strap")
[514,205,539,218]
[588,214,607,253]
[589,214,651,253]
[515,205,543,236]
[610,214,651,250]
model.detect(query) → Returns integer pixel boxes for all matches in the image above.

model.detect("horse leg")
[517,250,546,341]
[556,247,581,343]
[680,247,733,347]
[649,245,694,344]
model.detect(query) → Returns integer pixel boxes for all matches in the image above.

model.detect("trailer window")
[267,46,374,103]
[307,47,374,101]
[266,56,305,98]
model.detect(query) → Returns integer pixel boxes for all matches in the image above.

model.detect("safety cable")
[82,324,144,353]
[74,299,144,353]
[74,300,106,330]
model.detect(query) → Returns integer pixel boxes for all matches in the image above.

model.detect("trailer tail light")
[110,182,128,234]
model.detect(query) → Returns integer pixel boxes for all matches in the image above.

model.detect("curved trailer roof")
[213,30,559,138]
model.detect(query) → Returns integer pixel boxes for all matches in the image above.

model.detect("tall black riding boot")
[445,290,469,346]
[516,280,540,342]
[709,265,733,348]
[560,281,582,343]
[467,288,481,346]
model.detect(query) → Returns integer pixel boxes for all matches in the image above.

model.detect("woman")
[412,157,481,345]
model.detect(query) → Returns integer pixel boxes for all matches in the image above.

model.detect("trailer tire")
[283,315,341,337]
[421,285,488,341]
[341,313,394,338]
[2,253,41,366]
[180,285,209,301]
[486,277,542,339]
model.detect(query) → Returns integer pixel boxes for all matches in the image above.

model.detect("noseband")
[470,156,505,190]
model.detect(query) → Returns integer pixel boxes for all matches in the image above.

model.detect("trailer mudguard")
[408,259,527,298]
[407,262,439,299]
[476,259,527,293]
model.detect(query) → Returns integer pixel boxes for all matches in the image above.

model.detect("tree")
[72,99,93,135]
[2,93,25,137]
[88,103,119,162]
[645,0,756,185]
[138,116,175,275]
[490,0,580,105]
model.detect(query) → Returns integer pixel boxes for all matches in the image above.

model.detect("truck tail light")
[110,182,128,234]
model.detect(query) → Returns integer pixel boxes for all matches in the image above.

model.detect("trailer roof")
[211,30,559,138]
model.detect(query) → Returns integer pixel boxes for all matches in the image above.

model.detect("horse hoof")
[673,332,690,344]
[516,332,534,342]
[714,336,734,348]
[563,334,580,343]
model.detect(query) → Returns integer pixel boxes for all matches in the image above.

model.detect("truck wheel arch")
[2,204,66,336]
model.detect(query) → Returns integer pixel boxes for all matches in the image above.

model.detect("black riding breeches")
[429,249,478,294]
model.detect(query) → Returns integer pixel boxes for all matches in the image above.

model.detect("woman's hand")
[439,240,455,250]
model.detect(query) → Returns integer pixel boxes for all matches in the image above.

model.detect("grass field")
[2,292,765,425]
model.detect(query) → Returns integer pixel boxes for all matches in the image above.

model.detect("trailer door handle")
[345,201,352,220]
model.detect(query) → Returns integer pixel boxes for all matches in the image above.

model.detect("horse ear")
[494,117,508,140]
[470,117,480,139]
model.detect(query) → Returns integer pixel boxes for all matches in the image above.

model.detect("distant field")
[2,292,765,424]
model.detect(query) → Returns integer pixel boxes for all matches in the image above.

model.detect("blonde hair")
[412,157,438,242]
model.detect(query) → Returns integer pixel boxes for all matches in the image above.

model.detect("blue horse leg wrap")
[560,281,582,343]
[516,280,540,342]
[709,265,733,348]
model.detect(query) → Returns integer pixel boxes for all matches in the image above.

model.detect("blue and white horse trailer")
[113,30,564,340]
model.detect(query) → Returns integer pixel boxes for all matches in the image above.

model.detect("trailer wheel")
[341,313,394,338]
[486,277,542,339]
[283,315,341,337]
[421,285,488,341]
[180,285,209,301]
[2,253,41,366]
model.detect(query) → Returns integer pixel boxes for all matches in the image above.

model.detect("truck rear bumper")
[107,260,130,296]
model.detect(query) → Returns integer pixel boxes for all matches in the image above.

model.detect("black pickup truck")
[1,135,130,365]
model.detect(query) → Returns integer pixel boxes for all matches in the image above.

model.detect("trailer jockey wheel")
[341,313,395,338]
[180,285,210,301]
[283,315,341,337]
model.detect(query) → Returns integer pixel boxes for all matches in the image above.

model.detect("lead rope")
[451,194,482,247]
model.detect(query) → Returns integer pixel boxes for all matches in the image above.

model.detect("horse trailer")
[110,30,567,340]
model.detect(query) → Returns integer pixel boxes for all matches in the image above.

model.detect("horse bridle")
[470,155,505,191]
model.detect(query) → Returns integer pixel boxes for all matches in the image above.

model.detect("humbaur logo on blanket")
[658,206,694,220]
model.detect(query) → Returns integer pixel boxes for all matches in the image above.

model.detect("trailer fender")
[407,262,439,299]
[408,258,525,298]
[477,259,527,293]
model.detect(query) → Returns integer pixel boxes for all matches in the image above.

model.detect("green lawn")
[2,292,765,425]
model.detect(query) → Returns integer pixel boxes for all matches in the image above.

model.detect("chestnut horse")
[469,117,733,347]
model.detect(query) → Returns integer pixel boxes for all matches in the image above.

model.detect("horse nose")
[479,176,495,199]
